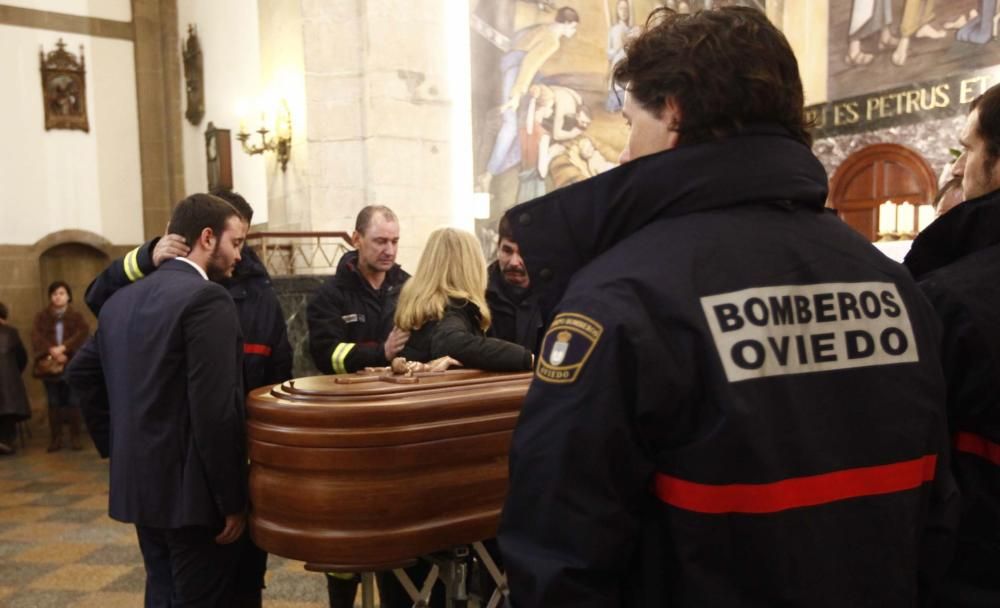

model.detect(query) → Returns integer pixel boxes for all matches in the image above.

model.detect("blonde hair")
[394,227,491,332]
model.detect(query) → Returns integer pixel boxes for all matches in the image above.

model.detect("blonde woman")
[395,228,533,372]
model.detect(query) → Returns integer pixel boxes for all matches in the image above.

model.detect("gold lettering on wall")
[960,76,989,104]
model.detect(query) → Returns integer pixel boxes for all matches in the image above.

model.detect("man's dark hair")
[498,214,515,244]
[0,301,8,320]
[211,189,253,224]
[613,7,811,147]
[555,7,580,23]
[355,205,398,235]
[971,85,1000,165]
[48,280,72,303]
[167,193,242,250]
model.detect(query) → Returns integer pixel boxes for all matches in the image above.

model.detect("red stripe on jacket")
[653,454,937,514]
[954,432,1000,466]
[243,343,272,356]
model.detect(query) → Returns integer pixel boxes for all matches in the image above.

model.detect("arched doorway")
[38,242,109,330]
[829,144,937,241]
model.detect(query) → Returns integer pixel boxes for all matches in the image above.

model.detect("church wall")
[176,0,269,224]
[0,26,142,246]
[1,0,130,21]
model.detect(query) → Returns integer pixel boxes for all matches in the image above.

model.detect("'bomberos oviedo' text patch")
[700,282,918,382]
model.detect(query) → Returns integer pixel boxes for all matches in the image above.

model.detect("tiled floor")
[0,419,331,607]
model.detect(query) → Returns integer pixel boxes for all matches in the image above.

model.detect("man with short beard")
[904,84,1000,606]
[67,193,249,607]
[486,215,543,354]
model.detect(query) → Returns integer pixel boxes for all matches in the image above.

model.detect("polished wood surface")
[247,369,531,570]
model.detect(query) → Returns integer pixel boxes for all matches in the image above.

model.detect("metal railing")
[246,231,353,276]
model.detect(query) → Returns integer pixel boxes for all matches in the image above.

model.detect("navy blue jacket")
[67,260,247,528]
[498,127,958,607]
[306,251,409,374]
[85,240,292,395]
[905,190,1000,607]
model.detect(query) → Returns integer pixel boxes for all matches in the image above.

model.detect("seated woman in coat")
[395,227,533,372]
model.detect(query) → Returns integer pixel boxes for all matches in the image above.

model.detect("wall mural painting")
[470,0,765,256]
[831,0,1000,101]
[39,39,89,133]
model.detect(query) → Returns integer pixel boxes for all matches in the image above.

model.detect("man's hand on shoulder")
[214,512,246,544]
[153,234,190,267]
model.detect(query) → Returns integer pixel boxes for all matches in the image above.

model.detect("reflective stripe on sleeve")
[331,342,356,375]
[954,432,1000,467]
[653,454,937,514]
[123,247,144,282]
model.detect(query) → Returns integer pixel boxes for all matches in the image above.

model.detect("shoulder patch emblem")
[536,312,603,384]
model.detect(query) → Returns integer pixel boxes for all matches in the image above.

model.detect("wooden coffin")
[246,369,531,570]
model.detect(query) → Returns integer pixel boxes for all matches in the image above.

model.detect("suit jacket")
[67,259,247,529]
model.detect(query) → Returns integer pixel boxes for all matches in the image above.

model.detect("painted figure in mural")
[846,0,896,65]
[892,0,946,65]
[606,0,636,112]
[956,0,999,44]
[476,7,580,194]
[518,85,556,203]
[548,85,592,142]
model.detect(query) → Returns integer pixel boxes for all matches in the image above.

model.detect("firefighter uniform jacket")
[306,250,409,374]
[497,126,959,607]
[486,261,544,354]
[904,190,1000,607]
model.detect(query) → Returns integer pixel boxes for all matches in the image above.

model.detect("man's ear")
[662,97,683,150]
[351,230,362,249]
[198,226,215,251]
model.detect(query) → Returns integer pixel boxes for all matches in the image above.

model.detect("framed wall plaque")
[205,122,233,192]
[183,24,205,126]
[39,39,89,132]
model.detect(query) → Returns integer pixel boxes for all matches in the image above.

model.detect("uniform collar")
[506,125,828,319]
[904,187,1000,279]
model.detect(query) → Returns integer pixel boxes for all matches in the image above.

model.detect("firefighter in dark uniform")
[904,84,1000,607]
[83,191,292,607]
[486,215,543,354]
[306,204,429,608]
[306,205,409,376]
[498,8,959,607]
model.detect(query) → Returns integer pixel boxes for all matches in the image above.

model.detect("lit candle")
[897,201,915,235]
[917,204,935,232]
[878,201,896,235]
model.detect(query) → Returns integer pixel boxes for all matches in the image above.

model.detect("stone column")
[259,0,455,271]
[132,0,185,239]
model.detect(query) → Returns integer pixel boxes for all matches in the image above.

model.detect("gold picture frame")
[39,39,89,133]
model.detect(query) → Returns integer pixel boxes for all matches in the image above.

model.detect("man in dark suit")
[67,193,249,607]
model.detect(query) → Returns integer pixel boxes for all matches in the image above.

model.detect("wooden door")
[828,144,937,241]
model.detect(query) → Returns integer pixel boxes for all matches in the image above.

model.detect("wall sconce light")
[237,99,292,172]
[877,200,935,241]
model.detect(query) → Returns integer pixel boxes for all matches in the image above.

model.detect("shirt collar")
[175,256,209,281]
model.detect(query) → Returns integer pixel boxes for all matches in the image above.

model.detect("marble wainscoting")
[273,275,327,380]
[813,114,965,181]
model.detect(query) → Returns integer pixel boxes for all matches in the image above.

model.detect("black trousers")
[135,524,241,607]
